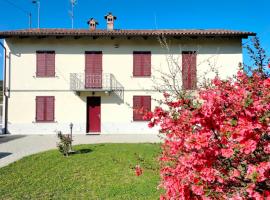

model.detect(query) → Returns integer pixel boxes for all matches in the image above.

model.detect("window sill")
[132,120,150,122]
[33,121,58,124]
[33,76,58,78]
[132,76,152,78]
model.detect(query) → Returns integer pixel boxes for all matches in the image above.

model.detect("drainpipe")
[0,41,8,134]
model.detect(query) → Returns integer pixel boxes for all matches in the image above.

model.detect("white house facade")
[0,14,255,135]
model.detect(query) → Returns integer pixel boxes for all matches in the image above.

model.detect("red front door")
[85,51,102,88]
[87,97,101,133]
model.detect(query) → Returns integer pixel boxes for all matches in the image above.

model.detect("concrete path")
[0,134,161,168]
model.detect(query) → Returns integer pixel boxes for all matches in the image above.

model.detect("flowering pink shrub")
[149,71,270,199]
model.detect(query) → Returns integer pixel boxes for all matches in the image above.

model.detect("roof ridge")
[0,28,256,39]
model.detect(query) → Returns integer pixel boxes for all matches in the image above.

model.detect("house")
[0,13,255,135]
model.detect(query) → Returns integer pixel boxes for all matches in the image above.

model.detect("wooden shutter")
[133,51,151,76]
[36,97,45,121]
[36,52,46,77]
[36,96,55,122]
[133,52,141,76]
[142,52,151,76]
[133,96,151,121]
[133,96,141,121]
[85,51,102,74]
[36,51,55,77]
[85,51,102,88]
[182,51,197,90]
[46,51,55,77]
[45,97,55,121]
[142,96,151,112]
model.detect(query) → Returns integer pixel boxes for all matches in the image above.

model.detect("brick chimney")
[104,12,116,31]
[87,18,98,30]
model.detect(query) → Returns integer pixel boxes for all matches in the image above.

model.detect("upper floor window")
[133,96,151,121]
[133,51,151,77]
[182,51,197,90]
[36,51,55,77]
[36,96,55,122]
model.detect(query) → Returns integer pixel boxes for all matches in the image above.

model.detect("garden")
[0,37,269,200]
[0,143,161,199]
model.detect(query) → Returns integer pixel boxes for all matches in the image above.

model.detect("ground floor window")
[133,96,151,121]
[36,96,55,122]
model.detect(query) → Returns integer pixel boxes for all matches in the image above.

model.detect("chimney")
[87,18,98,30]
[104,12,117,31]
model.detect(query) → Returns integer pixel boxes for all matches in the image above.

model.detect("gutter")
[0,41,8,134]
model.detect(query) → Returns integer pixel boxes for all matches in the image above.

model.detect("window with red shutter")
[36,51,55,77]
[133,96,151,121]
[36,96,55,122]
[182,51,197,90]
[133,51,151,77]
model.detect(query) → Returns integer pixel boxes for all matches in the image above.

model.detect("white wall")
[4,37,243,134]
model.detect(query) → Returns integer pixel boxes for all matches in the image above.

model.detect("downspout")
[0,41,8,134]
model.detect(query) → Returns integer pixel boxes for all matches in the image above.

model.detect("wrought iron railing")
[70,73,124,99]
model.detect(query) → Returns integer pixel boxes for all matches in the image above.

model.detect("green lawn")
[0,143,161,200]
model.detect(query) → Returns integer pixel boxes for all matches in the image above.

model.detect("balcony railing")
[70,73,124,99]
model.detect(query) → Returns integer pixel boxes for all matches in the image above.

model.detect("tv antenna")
[32,0,40,28]
[69,0,77,29]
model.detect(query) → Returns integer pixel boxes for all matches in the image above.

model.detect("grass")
[0,143,161,200]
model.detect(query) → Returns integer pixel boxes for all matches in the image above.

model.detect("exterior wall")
[4,37,243,134]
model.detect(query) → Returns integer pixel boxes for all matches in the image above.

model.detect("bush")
[57,131,72,157]
[149,70,270,199]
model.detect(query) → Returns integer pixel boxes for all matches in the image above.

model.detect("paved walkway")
[0,134,161,168]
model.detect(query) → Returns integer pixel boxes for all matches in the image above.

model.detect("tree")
[151,35,220,98]
[245,36,270,78]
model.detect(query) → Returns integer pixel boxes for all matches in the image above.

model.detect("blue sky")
[0,0,269,79]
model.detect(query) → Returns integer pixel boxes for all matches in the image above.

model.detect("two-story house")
[0,13,255,135]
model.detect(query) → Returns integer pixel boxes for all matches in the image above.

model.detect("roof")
[0,28,256,39]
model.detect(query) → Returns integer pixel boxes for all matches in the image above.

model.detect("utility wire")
[1,0,29,14]
[1,0,32,28]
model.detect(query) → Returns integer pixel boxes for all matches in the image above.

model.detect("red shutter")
[133,52,141,76]
[36,96,55,122]
[182,51,197,90]
[36,51,55,77]
[142,96,151,112]
[133,51,151,77]
[45,97,55,121]
[36,97,45,121]
[133,96,141,121]
[142,52,151,76]
[133,96,151,121]
[46,51,55,77]
[36,52,46,77]
[85,51,102,88]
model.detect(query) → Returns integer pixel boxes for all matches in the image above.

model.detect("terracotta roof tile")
[0,28,256,38]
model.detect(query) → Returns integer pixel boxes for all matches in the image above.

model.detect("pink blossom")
[135,165,143,176]
[191,185,204,195]
[221,148,234,158]
[149,70,270,199]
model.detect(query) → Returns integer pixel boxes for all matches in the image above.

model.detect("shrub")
[57,131,72,157]
[149,70,270,199]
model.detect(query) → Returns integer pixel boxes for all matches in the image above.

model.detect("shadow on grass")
[70,148,92,155]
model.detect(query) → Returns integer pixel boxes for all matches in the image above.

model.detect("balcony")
[70,73,124,99]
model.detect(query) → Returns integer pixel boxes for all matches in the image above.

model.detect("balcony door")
[85,51,102,88]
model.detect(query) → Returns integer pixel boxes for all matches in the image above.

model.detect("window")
[36,96,55,122]
[182,51,197,90]
[133,51,151,77]
[36,51,55,77]
[133,96,151,121]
